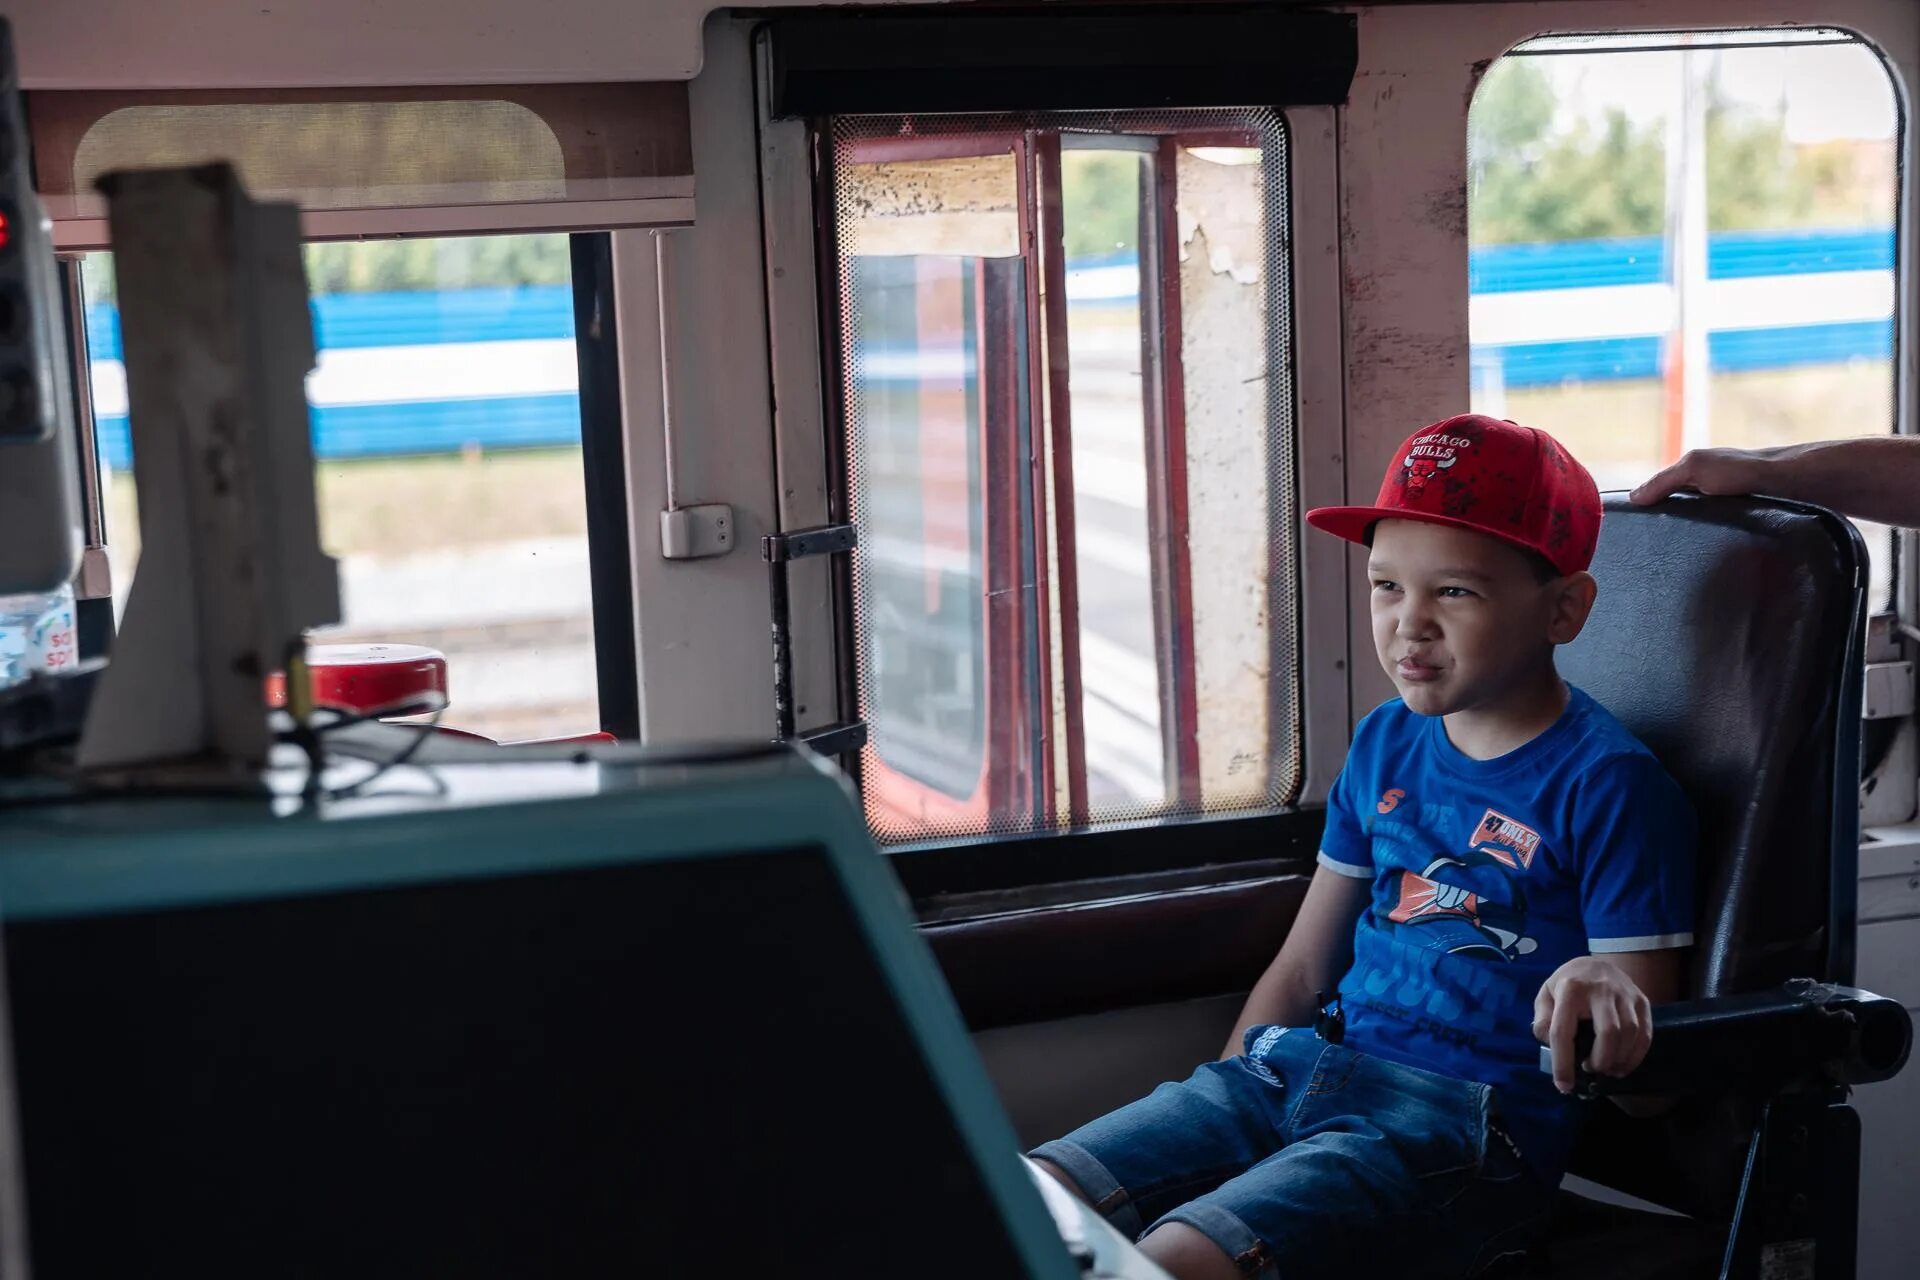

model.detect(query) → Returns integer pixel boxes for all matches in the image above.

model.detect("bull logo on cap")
[1401,432,1470,498]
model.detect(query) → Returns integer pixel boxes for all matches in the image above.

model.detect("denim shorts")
[1029,1026,1554,1279]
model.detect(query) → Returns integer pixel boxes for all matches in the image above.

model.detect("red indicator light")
[0,210,9,250]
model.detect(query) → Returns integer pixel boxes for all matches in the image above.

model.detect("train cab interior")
[0,0,1917,1276]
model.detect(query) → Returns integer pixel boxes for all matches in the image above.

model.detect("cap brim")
[1305,506,1568,572]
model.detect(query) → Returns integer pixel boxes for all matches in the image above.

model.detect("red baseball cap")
[1306,415,1602,576]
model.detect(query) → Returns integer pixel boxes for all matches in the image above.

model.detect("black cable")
[278,701,448,804]
[323,705,449,802]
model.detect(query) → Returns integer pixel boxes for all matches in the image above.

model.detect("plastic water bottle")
[0,583,76,690]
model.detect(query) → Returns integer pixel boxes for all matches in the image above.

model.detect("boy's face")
[1366,519,1594,719]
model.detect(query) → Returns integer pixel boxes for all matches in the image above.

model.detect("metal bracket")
[1863,661,1914,721]
[74,546,112,602]
[659,503,735,560]
[799,720,868,758]
[762,523,859,742]
[763,522,857,563]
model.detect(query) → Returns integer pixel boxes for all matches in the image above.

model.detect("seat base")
[1510,1191,1723,1280]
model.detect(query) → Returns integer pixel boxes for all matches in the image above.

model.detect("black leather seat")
[1530,494,1901,1278]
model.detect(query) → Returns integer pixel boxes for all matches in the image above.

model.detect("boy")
[1031,415,1695,1280]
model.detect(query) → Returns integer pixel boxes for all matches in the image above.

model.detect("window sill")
[889,805,1325,904]
[920,867,1314,1031]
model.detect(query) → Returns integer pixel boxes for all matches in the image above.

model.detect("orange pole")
[1661,333,1686,465]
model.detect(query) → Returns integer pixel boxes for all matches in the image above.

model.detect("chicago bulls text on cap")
[1305,415,1603,577]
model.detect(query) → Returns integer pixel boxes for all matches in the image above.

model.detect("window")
[828,111,1297,844]
[80,232,601,742]
[32,85,693,244]
[1468,29,1900,607]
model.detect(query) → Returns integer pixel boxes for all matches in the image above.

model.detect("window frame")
[888,107,1348,897]
[1464,27,1911,819]
[570,231,641,740]
[808,107,1330,855]
[56,256,116,662]
[61,229,636,742]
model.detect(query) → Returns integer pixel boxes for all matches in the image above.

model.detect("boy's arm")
[1220,866,1371,1059]
[1533,948,1685,1108]
[1558,752,1696,1113]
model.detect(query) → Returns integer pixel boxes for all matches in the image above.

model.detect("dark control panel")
[0,18,61,444]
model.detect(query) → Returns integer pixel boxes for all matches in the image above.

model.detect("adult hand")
[1533,956,1653,1094]
[1628,447,1771,506]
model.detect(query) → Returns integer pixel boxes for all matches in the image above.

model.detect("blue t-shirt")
[1318,686,1696,1183]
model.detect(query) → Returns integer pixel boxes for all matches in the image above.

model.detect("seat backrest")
[1555,494,1867,1212]
[1561,495,1866,997]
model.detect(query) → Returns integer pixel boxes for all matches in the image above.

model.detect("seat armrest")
[1538,979,1912,1097]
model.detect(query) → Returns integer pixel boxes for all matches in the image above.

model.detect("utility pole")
[1661,43,1714,462]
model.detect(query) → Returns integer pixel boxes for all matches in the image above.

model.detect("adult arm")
[1630,437,1920,527]
[1534,948,1685,1116]
[1219,865,1371,1059]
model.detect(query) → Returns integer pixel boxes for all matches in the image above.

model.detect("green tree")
[303,235,571,294]
[1706,99,1811,231]
[1470,56,1556,160]
[1061,152,1143,260]
[1470,55,1886,245]
[1471,59,1666,243]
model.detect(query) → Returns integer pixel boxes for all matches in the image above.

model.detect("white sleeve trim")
[1316,850,1374,879]
[1588,932,1694,953]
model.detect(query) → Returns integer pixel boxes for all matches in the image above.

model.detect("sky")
[1524,37,1898,144]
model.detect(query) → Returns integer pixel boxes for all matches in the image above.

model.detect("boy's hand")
[1533,956,1653,1094]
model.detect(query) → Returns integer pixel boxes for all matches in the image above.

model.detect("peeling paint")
[1175,147,1267,286]
[1178,216,1263,285]
[837,153,1019,258]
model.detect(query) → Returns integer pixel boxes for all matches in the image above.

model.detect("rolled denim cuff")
[1027,1138,1145,1241]
[1153,1199,1278,1279]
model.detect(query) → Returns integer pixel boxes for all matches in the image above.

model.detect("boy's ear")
[1547,571,1599,646]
